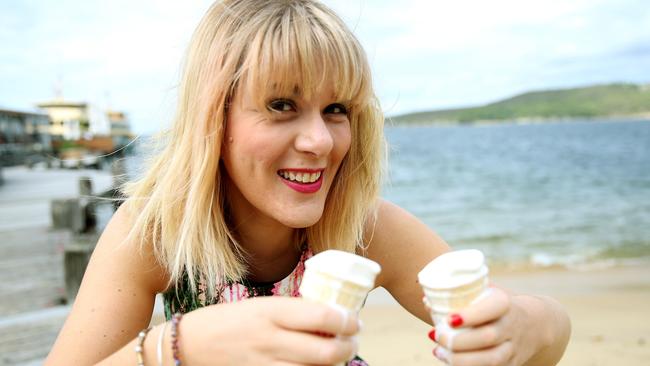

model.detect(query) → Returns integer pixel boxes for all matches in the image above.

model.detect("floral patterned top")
[163,246,369,366]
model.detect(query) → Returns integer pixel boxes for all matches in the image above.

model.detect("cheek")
[333,123,352,158]
[233,133,283,170]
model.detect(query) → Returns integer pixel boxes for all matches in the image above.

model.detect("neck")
[225,182,302,283]
[235,217,302,283]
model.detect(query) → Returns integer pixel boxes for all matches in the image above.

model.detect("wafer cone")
[418,249,489,325]
[299,250,381,312]
[300,269,370,312]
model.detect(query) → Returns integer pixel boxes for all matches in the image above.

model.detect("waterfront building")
[37,97,112,142]
[107,110,133,148]
[0,107,52,166]
[36,99,89,140]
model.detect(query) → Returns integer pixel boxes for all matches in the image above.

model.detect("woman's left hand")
[427,287,552,366]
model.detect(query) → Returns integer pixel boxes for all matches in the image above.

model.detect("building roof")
[0,106,49,117]
[36,99,87,109]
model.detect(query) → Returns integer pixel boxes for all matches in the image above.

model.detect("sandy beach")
[149,264,650,365]
[356,265,650,366]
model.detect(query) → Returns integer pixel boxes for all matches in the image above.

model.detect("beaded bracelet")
[171,313,183,366]
[135,326,153,366]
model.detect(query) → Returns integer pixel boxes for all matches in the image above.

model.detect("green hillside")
[391,83,650,124]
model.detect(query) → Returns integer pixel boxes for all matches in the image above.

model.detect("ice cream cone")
[418,249,489,325]
[300,250,381,312]
[299,250,381,366]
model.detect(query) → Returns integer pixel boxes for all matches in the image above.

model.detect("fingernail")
[330,305,350,334]
[357,319,363,331]
[433,347,450,363]
[449,313,464,328]
[428,329,436,341]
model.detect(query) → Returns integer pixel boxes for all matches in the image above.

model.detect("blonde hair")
[123,0,385,296]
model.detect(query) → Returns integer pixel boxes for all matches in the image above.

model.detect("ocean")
[383,119,650,268]
[125,119,650,269]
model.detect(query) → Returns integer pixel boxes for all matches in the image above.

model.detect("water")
[383,119,650,268]
[124,119,650,268]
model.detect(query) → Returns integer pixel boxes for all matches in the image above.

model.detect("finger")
[268,298,361,336]
[434,340,514,366]
[270,328,358,365]
[448,287,509,328]
[436,321,506,351]
[427,327,437,342]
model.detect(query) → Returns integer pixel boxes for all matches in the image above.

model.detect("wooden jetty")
[0,166,112,365]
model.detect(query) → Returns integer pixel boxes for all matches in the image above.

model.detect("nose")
[294,112,334,157]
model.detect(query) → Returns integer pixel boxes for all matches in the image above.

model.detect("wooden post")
[110,159,127,210]
[63,232,99,301]
[111,159,127,188]
[79,176,92,196]
[51,198,83,232]
[52,177,102,303]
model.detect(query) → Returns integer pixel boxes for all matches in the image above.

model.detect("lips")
[277,168,325,194]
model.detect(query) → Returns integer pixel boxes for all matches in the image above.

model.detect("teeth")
[278,170,322,183]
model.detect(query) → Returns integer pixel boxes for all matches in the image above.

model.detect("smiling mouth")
[277,170,323,184]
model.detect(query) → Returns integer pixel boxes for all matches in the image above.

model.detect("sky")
[1,0,649,134]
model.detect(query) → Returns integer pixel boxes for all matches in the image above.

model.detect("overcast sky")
[1,0,649,133]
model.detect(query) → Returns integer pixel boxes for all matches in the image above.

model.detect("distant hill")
[390,83,650,124]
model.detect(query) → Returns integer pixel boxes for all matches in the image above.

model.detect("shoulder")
[96,203,170,292]
[360,199,450,289]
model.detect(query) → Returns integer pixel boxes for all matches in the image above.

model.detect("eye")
[267,99,296,113]
[324,103,348,115]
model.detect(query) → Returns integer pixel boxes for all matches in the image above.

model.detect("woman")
[46,1,570,365]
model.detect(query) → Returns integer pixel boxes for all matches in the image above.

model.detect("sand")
[357,265,650,366]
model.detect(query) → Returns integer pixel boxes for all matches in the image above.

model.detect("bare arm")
[362,199,450,324]
[45,204,168,365]
[363,199,570,366]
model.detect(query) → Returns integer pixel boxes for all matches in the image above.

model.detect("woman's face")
[222,83,352,229]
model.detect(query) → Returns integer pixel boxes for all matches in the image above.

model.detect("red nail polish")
[449,313,464,327]
[428,329,436,341]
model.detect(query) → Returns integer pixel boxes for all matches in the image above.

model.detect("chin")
[276,207,324,229]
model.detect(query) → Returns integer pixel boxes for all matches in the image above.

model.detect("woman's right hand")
[178,296,361,365]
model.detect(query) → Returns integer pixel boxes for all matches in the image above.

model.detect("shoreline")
[387,115,650,128]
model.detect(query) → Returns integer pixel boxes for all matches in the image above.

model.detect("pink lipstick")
[277,168,324,194]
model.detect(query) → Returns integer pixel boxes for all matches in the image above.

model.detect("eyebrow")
[260,82,346,103]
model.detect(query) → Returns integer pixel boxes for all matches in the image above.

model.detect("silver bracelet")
[157,322,169,366]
